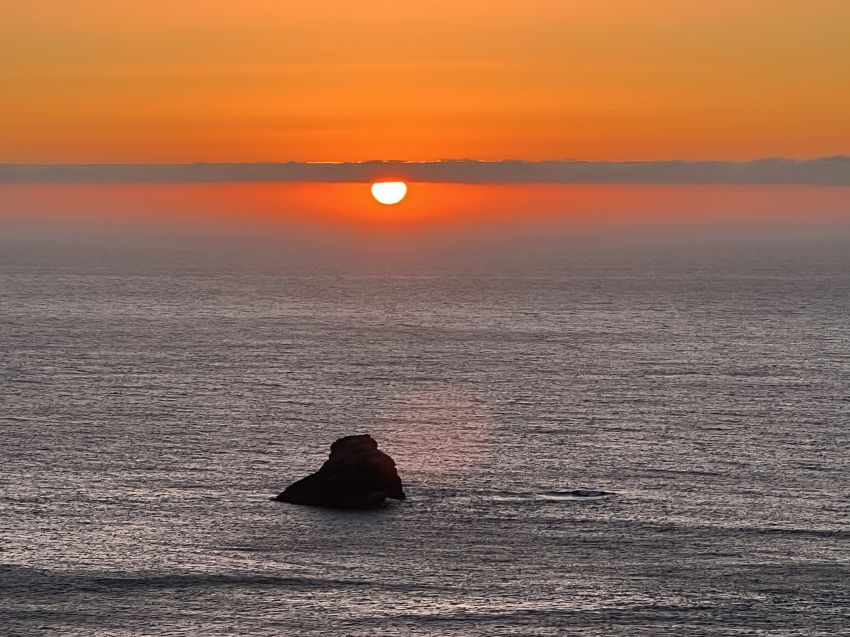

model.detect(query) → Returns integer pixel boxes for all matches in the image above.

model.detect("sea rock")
[273,435,405,509]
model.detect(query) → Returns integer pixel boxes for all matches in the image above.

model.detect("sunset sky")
[3,0,850,163]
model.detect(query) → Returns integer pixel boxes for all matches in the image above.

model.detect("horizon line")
[1,157,849,186]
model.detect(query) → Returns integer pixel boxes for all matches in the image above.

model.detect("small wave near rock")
[538,489,614,501]
[486,489,615,504]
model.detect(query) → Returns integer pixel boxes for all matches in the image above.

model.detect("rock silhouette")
[273,435,405,509]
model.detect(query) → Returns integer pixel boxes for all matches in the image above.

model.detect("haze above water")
[1,195,849,635]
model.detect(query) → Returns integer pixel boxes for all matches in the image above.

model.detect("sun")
[371,181,408,205]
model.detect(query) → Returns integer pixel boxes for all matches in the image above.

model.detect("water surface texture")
[2,228,849,636]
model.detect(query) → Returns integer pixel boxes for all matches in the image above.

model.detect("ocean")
[1,220,849,636]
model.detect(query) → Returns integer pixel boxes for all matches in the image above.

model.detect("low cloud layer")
[1,157,848,185]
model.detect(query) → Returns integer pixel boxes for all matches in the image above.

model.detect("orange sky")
[2,1,849,163]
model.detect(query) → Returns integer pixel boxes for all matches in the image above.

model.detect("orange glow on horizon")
[2,183,848,231]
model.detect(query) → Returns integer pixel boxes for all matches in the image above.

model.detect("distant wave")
[0,566,447,595]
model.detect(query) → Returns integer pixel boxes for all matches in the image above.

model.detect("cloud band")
[1,158,848,185]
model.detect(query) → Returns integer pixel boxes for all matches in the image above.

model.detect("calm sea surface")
[1,224,849,636]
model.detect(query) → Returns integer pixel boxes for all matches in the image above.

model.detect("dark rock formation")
[273,435,405,509]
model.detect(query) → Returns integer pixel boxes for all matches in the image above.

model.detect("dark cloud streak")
[1,157,848,185]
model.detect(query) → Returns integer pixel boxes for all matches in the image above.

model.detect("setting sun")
[371,181,408,205]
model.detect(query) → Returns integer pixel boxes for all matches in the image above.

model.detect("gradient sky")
[3,0,849,163]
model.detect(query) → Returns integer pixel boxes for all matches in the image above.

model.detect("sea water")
[1,222,849,636]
